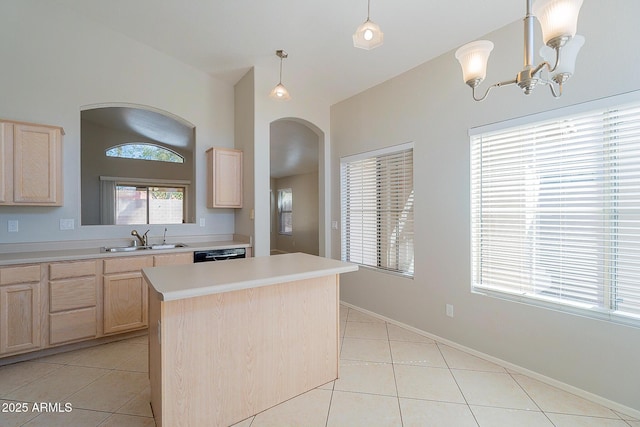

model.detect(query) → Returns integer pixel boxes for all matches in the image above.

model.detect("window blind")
[277,188,293,235]
[471,99,640,326]
[341,144,414,277]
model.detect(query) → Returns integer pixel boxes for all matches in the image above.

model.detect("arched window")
[105,143,184,163]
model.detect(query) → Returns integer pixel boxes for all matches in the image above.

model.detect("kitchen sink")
[102,246,149,252]
[102,243,188,252]
[149,243,188,250]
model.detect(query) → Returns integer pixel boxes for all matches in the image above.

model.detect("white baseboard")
[339,301,640,420]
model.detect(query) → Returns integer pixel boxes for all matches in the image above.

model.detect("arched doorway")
[269,118,322,256]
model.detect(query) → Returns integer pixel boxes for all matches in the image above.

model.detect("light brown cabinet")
[153,252,193,267]
[48,260,98,345]
[0,250,199,359]
[0,120,63,206]
[206,147,243,208]
[102,256,153,335]
[0,265,42,355]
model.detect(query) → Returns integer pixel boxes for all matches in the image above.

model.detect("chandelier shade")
[540,34,585,83]
[533,0,583,47]
[455,41,494,87]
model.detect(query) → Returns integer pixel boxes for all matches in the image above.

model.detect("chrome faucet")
[131,229,150,246]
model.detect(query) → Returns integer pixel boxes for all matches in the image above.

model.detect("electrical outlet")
[446,304,454,318]
[199,218,205,227]
[8,220,18,233]
[332,220,338,230]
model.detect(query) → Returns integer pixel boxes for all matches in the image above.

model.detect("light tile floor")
[0,306,637,427]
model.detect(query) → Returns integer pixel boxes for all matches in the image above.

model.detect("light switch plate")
[60,218,75,230]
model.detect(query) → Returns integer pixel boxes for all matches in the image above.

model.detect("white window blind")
[341,144,414,277]
[471,98,640,326]
[278,188,293,235]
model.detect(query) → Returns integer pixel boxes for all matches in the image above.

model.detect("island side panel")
[158,274,339,427]
[147,282,163,427]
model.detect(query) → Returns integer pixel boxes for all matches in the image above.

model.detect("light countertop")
[143,252,358,301]
[0,240,250,266]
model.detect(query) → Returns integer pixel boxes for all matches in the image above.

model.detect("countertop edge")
[143,253,359,301]
[146,264,358,302]
[0,241,251,266]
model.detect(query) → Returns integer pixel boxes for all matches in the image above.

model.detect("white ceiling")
[56,0,524,105]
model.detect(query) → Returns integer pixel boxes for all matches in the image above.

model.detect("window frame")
[469,90,640,328]
[100,176,190,225]
[277,188,293,235]
[105,142,184,163]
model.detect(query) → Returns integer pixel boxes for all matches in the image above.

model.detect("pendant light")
[455,0,584,101]
[353,0,384,50]
[269,50,291,101]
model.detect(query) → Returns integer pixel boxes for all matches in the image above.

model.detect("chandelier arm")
[547,80,563,98]
[537,78,563,98]
[471,79,517,102]
[532,47,561,79]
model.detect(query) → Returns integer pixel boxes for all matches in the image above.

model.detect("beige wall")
[234,69,256,245]
[331,0,640,413]
[271,172,319,255]
[0,2,235,244]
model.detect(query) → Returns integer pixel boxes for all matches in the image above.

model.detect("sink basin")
[102,245,149,252]
[102,243,187,253]
[150,243,188,250]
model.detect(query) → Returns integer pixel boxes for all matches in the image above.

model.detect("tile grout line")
[434,341,481,427]
[386,320,405,427]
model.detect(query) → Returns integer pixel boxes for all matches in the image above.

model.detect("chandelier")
[455,0,584,101]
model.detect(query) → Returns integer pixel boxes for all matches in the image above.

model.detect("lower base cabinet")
[103,272,148,335]
[0,249,219,358]
[0,282,41,355]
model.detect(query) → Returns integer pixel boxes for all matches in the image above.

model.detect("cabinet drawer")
[49,307,97,345]
[103,256,153,274]
[49,260,97,280]
[0,265,40,285]
[50,277,97,312]
[153,252,193,266]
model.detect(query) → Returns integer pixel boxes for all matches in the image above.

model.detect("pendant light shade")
[353,0,383,50]
[353,20,384,50]
[269,83,291,100]
[270,50,291,101]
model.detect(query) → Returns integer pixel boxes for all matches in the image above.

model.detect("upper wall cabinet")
[206,147,243,208]
[0,120,64,206]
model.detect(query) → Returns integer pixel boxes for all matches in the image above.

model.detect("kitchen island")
[142,252,357,427]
